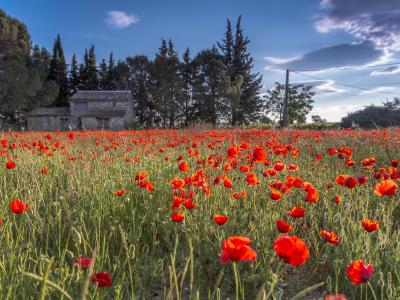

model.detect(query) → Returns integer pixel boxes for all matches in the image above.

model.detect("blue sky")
[2,0,400,121]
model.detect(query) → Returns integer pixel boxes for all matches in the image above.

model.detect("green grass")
[0,128,399,299]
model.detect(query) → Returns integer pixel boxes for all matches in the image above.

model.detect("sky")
[2,0,400,122]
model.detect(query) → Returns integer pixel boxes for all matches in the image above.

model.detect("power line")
[292,71,400,97]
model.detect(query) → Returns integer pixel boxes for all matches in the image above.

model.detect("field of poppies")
[1,128,399,300]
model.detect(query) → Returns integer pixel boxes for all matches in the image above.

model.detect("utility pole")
[282,69,289,128]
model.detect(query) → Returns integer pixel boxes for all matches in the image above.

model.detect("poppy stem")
[232,262,239,300]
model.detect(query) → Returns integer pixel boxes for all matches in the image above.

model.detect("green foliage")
[49,34,69,106]
[341,99,400,129]
[264,83,315,125]
[289,122,340,130]
[191,48,227,125]
[219,16,264,125]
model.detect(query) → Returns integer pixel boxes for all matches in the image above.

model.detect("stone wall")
[27,116,74,131]
[70,101,128,117]
[81,117,125,130]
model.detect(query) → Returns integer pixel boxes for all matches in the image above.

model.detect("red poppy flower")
[240,165,250,173]
[114,189,126,196]
[74,257,93,270]
[178,161,189,172]
[227,145,240,159]
[325,295,347,300]
[40,168,48,175]
[6,160,16,170]
[276,219,293,233]
[270,188,282,200]
[253,147,266,163]
[392,160,399,167]
[333,195,342,204]
[273,235,310,266]
[357,175,368,185]
[287,206,305,218]
[92,272,112,288]
[10,199,29,214]
[184,199,197,210]
[273,163,285,172]
[218,236,257,264]
[360,219,380,232]
[305,188,319,203]
[346,260,373,284]
[223,179,233,188]
[214,214,229,225]
[374,180,398,196]
[246,173,260,185]
[171,178,185,189]
[171,212,185,223]
[344,176,358,189]
[320,230,340,246]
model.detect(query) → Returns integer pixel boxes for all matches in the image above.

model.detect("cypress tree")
[69,54,80,93]
[49,34,69,106]
[86,45,99,90]
[219,16,263,125]
[106,52,117,90]
[99,58,108,90]
[180,48,193,126]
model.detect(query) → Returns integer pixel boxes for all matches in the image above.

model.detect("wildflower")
[178,161,189,172]
[360,219,380,232]
[92,272,112,288]
[346,260,373,284]
[374,180,397,196]
[40,168,48,175]
[325,295,347,300]
[320,230,340,246]
[6,160,16,170]
[287,206,305,218]
[74,257,93,270]
[214,214,229,225]
[171,212,185,223]
[276,219,293,233]
[114,189,126,196]
[10,199,29,214]
[227,145,240,159]
[246,173,260,185]
[273,235,310,266]
[253,147,266,163]
[223,179,233,188]
[218,236,257,264]
[270,188,282,200]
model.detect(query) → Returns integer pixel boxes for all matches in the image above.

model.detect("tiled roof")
[28,107,70,116]
[80,110,126,118]
[69,90,132,102]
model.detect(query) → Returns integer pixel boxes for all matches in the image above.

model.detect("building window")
[96,118,110,129]
[75,102,88,111]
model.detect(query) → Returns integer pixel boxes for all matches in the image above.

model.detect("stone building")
[27,90,134,131]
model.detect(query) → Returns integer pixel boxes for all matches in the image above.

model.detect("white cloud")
[370,66,400,76]
[105,11,139,29]
[359,86,395,95]
[309,104,364,122]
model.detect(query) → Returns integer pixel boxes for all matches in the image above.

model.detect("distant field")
[1,129,399,300]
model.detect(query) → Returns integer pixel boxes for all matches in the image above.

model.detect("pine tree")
[106,52,117,90]
[151,39,180,128]
[78,49,89,89]
[219,16,263,125]
[99,58,108,90]
[191,48,227,125]
[49,34,69,106]
[180,48,193,126]
[69,54,80,93]
[86,45,99,90]
[217,19,233,76]
[125,55,153,127]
